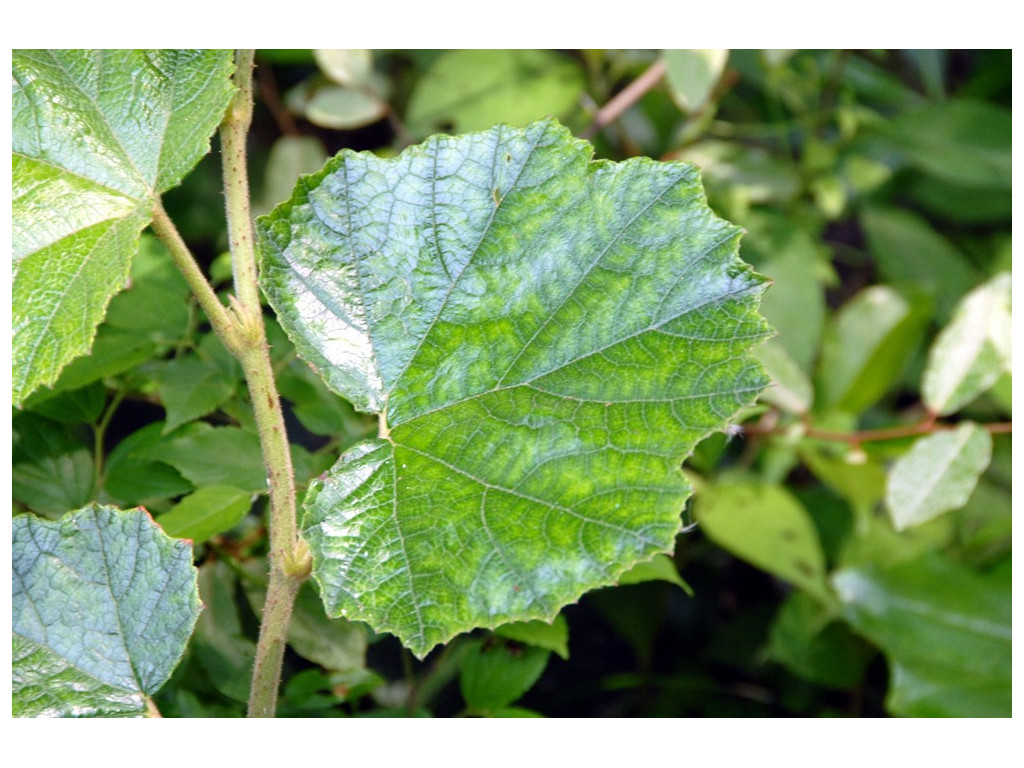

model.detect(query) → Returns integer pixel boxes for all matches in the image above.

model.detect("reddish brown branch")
[582,58,667,140]
[744,414,1011,445]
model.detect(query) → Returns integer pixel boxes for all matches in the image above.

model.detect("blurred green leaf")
[883,99,1011,189]
[104,422,195,506]
[158,485,252,544]
[21,381,106,424]
[257,136,329,217]
[662,49,728,112]
[302,85,387,130]
[460,638,550,715]
[148,423,268,494]
[905,175,1012,224]
[277,357,376,440]
[921,272,1011,415]
[860,207,979,320]
[696,482,831,603]
[104,236,191,342]
[492,706,544,717]
[494,615,569,660]
[886,423,991,531]
[244,574,368,672]
[405,50,585,136]
[800,445,887,512]
[314,49,373,86]
[192,560,256,703]
[755,341,814,414]
[816,286,929,414]
[742,218,828,371]
[155,356,239,433]
[767,591,874,690]
[13,412,95,517]
[833,552,1010,717]
[43,327,157,395]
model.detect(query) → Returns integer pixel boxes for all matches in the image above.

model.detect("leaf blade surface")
[12,49,234,404]
[259,119,770,656]
[12,505,201,717]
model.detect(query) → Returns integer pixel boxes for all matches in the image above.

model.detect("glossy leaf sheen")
[921,272,1011,415]
[12,505,200,717]
[885,423,992,531]
[12,49,234,404]
[833,553,1010,716]
[259,119,770,656]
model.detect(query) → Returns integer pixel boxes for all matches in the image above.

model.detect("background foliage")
[13,49,1011,717]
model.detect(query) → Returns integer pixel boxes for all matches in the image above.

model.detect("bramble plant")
[13,49,1011,718]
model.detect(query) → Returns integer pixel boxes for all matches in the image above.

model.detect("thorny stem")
[221,49,306,719]
[151,50,305,718]
[581,58,667,140]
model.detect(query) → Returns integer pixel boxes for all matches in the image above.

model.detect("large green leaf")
[12,505,201,717]
[259,119,770,656]
[12,49,235,405]
[833,552,1010,717]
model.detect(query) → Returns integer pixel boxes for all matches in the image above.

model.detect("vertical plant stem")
[153,49,304,718]
[220,49,306,719]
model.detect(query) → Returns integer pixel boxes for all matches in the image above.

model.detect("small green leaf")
[103,422,194,506]
[884,98,1011,190]
[149,423,268,493]
[860,207,979,321]
[833,552,1010,717]
[13,412,94,517]
[13,505,200,717]
[157,485,252,544]
[743,218,827,372]
[885,423,992,531]
[617,554,693,595]
[696,482,831,603]
[277,352,378,439]
[257,136,329,216]
[314,49,374,86]
[663,49,729,112]
[494,615,569,660]
[42,327,157,395]
[816,286,929,414]
[104,235,192,341]
[767,591,874,690]
[244,574,368,672]
[460,638,550,715]
[921,273,1011,415]
[303,85,387,130]
[755,341,813,415]
[192,560,255,703]
[21,381,106,424]
[259,119,770,656]
[405,50,585,137]
[12,49,235,404]
[155,356,239,433]
[800,445,887,512]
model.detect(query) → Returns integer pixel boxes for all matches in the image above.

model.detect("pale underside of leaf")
[259,119,770,656]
